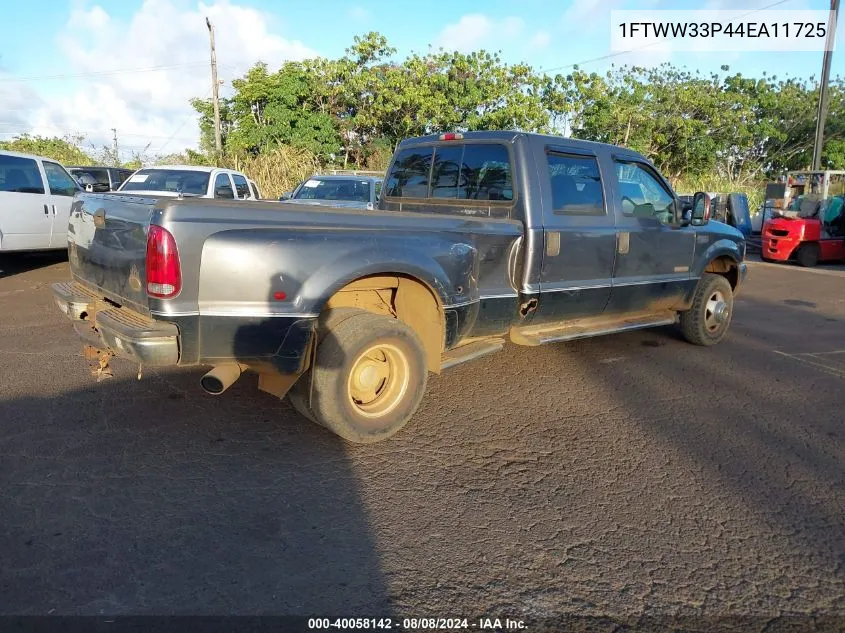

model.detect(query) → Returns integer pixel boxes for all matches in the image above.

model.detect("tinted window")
[459,144,513,201]
[294,178,371,202]
[386,144,513,202]
[385,147,433,198]
[121,169,210,195]
[43,162,79,197]
[374,180,382,199]
[547,153,605,215]
[615,161,674,223]
[213,173,234,199]
[0,155,45,194]
[69,168,109,185]
[249,181,261,199]
[117,170,134,185]
[232,173,250,199]
[430,146,462,198]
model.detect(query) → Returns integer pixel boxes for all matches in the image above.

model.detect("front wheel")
[679,273,734,346]
[296,309,428,444]
[794,242,820,267]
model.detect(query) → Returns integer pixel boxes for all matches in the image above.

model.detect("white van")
[0,150,80,252]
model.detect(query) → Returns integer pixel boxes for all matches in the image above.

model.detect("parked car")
[117,165,258,200]
[66,166,135,192]
[281,174,383,209]
[0,150,81,252]
[52,131,747,443]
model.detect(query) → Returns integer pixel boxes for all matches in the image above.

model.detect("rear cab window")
[384,141,514,217]
[0,155,45,194]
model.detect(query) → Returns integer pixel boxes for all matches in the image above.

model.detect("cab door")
[0,154,52,251]
[531,145,617,324]
[42,160,81,248]
[604,158,695,314]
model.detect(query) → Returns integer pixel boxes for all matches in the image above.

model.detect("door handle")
[52,204,57,216]
[617,231,630,255]
[44,204,49,215]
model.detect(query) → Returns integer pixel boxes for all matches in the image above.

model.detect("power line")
[539,0,795,74]
[0,61,208,83]
[0,124,196,142]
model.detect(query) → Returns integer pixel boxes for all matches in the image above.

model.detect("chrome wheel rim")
[347,343,410,419]
[704,290,729,332]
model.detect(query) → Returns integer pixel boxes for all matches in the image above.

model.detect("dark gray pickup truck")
[53,131,747,443]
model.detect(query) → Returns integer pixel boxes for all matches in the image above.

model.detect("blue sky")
[0,0,842,157]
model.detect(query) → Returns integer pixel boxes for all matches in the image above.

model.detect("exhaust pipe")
[200,363,245,395]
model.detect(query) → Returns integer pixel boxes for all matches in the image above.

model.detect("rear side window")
[385,147,432,198]
[213,173,234,199]
[0,155,45,194]
[386,143,513,202]
[232,173,250,199]
[249,181,261,199]
[547,153,605,215]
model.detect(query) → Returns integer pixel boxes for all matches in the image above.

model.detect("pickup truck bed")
[54,130,747,443]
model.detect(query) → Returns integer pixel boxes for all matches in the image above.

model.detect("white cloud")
[18,0,317,158]
[433,14,526,53]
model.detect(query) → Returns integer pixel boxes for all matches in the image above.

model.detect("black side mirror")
[691,192,712,226]
[215,187,234,199]
[280,191,293,200]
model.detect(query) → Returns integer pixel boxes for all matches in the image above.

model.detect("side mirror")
[691,192,712,226]
[215,187,234,199]
[84,184,94,193]
[280,191,293,200]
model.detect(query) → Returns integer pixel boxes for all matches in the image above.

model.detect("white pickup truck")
[118,165,260,200]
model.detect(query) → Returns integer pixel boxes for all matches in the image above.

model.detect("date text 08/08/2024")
[307,617,527,630]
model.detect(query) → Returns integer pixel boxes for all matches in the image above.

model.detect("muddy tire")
[679,273,734,347]
[794,243,820,268]
[295,309,428,444]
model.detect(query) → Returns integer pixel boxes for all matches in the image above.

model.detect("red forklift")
[761,170,845,267]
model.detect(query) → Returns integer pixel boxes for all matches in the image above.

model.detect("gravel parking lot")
[1,252,843,628]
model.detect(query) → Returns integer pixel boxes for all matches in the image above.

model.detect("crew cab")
[53,131,747,443]
[117,165,258,200]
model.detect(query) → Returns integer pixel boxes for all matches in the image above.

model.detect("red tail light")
[146,225,181,298]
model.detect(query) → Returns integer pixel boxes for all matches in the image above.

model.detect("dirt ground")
[1,252,843,630]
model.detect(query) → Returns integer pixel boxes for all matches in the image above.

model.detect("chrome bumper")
[52,281,180,366]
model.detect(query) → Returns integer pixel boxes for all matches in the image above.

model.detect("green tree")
[0,134,94,165]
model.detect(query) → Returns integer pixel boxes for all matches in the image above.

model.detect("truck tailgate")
[67,192,156,314]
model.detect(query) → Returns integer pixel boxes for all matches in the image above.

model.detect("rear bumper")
[52,281,179,366]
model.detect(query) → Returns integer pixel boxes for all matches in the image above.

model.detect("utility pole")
[812,0,840,170]
[206,16,222,163]
[111,127,119,166]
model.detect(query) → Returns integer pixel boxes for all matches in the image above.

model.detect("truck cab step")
[510,310,678,346]
[440,338,505,370]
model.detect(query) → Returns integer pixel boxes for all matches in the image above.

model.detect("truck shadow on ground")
[0,251,68,279]
[0,364,392,616]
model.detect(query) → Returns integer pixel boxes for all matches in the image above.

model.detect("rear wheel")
[679,273,734,346]
[291,309,427,443]
[794,242,820,267]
